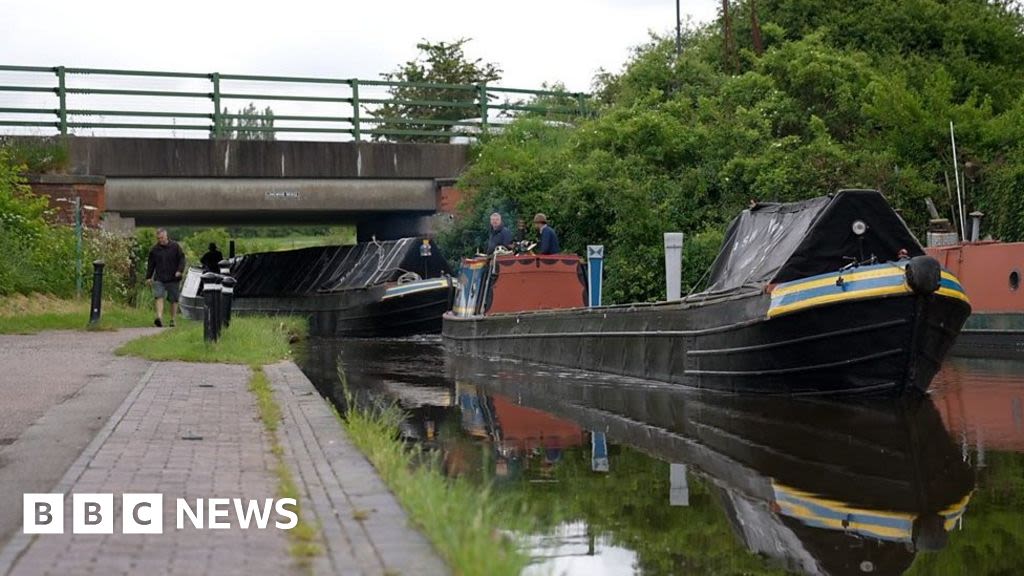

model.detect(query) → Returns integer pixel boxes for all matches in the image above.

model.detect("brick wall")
[25,175,106,228]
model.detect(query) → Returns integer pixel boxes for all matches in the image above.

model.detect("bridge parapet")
[0,65,590,142]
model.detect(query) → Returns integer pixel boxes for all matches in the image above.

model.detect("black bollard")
[201,272,223,342]
[88,260,105,327]
[219,259,231,276]
[220,276,236,329]
[229,240,235,259]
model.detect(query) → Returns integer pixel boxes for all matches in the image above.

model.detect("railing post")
[211,72,222,138]
[88,260,105,327]
[350,79,361,141]
[55,66,67,135]
[478,83,488,133]
[201,272,223,342]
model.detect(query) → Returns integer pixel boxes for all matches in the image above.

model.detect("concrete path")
[0,331,448,576]
[0,329,158,547]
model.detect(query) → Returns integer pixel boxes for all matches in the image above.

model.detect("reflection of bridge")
[0,65,590,236]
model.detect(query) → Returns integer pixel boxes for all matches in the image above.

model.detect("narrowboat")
[446,351,975,573]
[443,190,972,395]
[927,238,1024,358]
[181,237,455,337]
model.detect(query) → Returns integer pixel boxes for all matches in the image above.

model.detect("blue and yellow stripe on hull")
[768,263,970,319]
[773,482,972,542]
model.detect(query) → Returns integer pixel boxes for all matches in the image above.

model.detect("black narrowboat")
[443,190,972,395]
[181,237,455,337]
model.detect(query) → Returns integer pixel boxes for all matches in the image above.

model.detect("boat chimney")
[664,233,684,300]
[969,211,984,242]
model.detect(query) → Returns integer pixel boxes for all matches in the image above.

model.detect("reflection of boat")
[447,353,976,575]
[180,238,455,336]
[457,383,586,479]
[927,241,1024,357]
[444,190,971,395]
[932,358,1024,453]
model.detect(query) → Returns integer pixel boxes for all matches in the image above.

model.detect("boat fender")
[905,255,941,295]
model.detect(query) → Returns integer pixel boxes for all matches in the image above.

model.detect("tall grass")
[115,315,305,364]
[0,293,153,334]
[339,393,530,576]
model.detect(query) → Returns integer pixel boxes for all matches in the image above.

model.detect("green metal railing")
[0,65,591,141]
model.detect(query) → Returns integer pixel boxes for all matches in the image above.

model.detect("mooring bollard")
[201,272,223,342]
[88,260,105,327]
[220,276,236,328]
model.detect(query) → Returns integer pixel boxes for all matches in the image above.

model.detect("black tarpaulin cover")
[706,190,924,292]
[230,237,450,297]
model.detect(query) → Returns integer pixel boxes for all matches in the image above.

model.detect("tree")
[370,39,502,142]
[217,102,276,140]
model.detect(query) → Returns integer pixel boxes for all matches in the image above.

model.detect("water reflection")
[295,338,1024,576]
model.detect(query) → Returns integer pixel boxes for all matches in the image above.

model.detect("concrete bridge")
[23,136,470,239]
[1,64,591,239]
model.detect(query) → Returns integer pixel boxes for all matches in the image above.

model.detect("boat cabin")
[451,253,586,317]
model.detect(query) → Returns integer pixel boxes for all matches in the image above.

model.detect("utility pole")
[675,0,682,56]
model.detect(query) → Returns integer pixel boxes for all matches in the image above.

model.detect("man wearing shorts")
[145,228,186,327]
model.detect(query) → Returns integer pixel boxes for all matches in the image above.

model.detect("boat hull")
[443,290,970,395]
[182,276,454,337]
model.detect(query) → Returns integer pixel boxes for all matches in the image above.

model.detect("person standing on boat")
[145,228,186,328]
[200,242,223,272]
[534,213,560,255]
[486,212,513,254]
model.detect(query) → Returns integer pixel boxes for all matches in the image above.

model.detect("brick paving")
[266,362,448,576]
[0,335,447,576]
[1,362,293,576]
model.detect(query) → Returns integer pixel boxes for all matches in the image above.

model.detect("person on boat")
[486,212,513,254]
[200,242,224,272]
[534,213,560,255]
[145,228,186,328]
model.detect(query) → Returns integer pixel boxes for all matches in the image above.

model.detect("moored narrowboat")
[442,190,972,395]
[181,237,455,337]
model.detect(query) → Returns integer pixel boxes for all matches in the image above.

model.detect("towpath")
[0,330,446,575]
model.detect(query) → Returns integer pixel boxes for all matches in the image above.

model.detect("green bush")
[441,1,1024,304]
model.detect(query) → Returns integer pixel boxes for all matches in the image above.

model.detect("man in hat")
[534,213,560,255]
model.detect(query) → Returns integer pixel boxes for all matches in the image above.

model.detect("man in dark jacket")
[146,228,186,327]
[200,243,224,272]
[534,213,560,255]
[486,213,513,254]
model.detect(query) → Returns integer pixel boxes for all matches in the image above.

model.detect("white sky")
[1,0,719,92]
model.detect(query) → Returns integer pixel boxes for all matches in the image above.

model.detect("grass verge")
[115,316,305,364]
[0,293,154,334]
[249,367,322,570]
[338,394,530,576]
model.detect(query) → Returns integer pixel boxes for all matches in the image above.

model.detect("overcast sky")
[1,0,719,92]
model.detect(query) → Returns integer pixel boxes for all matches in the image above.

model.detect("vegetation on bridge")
[441,0,1024,304]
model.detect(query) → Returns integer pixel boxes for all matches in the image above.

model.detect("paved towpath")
[0,330,447,575]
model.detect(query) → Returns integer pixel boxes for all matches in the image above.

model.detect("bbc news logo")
[24,494,298,534]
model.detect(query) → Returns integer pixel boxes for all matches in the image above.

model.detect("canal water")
[295,337,1024,576]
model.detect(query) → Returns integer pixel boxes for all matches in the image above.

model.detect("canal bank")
[0,328,447,575]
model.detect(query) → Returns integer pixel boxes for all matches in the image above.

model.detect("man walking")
[486,212,513,254]
[146,228,186,327]
[534,213,560,255]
